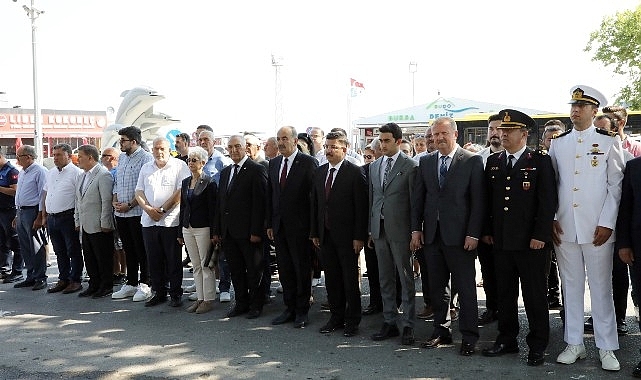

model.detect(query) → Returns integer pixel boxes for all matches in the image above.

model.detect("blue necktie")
[382,157,393,190]
[439,156,448,189]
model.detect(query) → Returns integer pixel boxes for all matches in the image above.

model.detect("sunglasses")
[188,158,201,163]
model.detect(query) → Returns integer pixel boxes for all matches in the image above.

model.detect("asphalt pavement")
[0,253,639,380]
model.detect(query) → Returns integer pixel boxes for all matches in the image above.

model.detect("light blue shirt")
[203,150,232,185]
[15,163,47,210]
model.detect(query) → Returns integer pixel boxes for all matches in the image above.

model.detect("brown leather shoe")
[62,282,83,294]
[47,280,68,293]
[421,335,453,349]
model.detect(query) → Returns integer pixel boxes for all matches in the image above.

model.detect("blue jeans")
[47,212,83,282]
[16,208,47,282]
[0,208,22,274]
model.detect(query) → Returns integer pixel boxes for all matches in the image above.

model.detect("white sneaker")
[219,291,231,302]
[132,283,151,302]
[112,284,136,299]
[311,278,321,287]
[277,284,283,293]
[556,344,587,364]
[184,283,196,293]
[188,292,198,301]
[599,349,620,371]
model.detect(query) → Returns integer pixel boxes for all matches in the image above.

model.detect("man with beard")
[475,114,504,326]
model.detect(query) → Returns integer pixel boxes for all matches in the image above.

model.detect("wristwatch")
[160,207,167,214]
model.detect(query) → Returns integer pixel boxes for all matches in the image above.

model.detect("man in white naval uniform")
[549,85,625,371]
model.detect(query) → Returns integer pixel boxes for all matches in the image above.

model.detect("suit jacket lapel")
[192,173,211,196]
[81,169,99,198]
[428,153,439,187]
[371,157,382,190]
[384,155,404,189]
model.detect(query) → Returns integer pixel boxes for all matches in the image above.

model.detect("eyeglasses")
[17,154,31,158]
[363,155,373,159]
[101,154,112,158]
[119,138,132,143]
[323,145,343,150]
[188,158,201,163]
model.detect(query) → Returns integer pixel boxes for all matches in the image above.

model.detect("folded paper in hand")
[32,227,48,253]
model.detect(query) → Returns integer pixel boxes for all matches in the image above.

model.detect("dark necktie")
[439,156,448,189]
[228,164,239,193]
[279,158,288,190]
[506,154,515,172]
[382,157,393,190]
[325,168,335,199]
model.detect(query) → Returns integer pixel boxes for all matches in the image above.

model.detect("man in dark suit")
[310,131,368,337]
[410,116,484,356]
[369,123,418,345]
[267,126,318,328]
[617,155,641,377]
[479,109,557,366]
[214,135,268,319]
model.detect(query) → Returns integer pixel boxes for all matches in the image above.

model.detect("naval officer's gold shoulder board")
[552,130,571,139]
[595,128,617,137]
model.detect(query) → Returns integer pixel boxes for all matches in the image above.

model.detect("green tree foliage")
[585,5,641,110]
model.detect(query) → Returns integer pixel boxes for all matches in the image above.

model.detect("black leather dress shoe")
[584,316,594,332]
[227,305,249,317]
[527,351,545,366]
[478,309,498,325]
[343,325,358,337]
[401,327,415,345]
[78,288,97,297]
[271,310,295,325]
[633,360,641,378]
[92,288,113,299]
[459,342,476,356]
[421,335,453,349]
[482,343,519,357]
[319,319,345,333]
[246,309,261,319]
[294,314,309,328]
[371,322,400,341]
[32,279,47,291]
[145,294,167,307]
[14,279,35,288]
[362,304,383,316]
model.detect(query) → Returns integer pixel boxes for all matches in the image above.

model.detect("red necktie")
[279,157,288,190]
[325,168,335,199]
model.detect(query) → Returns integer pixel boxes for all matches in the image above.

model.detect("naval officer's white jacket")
[549,125,625,245]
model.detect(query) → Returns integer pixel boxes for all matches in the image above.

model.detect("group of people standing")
[2,84,641,376]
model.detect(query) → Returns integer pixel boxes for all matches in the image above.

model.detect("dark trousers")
[0,208,22,274]
[547,248,561,302]
[274,223,312,316]
[425,228,479,344]
[321,229,361,327]
[477,240,498,311]
[115,216,149,286]
[364,243,382,307]
[82,230,114,292]
[16,208,46,282]
[261,234,273,298]
[142,226,182,298]
[217,251,232,293]
[223,235,264,311]
[494,248,550,352]
[612,246,630,322]
[48,212,83,282]
[415,247,431,308]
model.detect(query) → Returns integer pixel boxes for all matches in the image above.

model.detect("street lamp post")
[18,0,44,163]
[409,62,417,106]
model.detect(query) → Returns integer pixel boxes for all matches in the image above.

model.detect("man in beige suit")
[74,145,115,299]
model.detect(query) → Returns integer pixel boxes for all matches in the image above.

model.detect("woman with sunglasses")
[177,146,218,314]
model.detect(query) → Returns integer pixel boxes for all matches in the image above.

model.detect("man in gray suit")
[74,145,115,298]
[410,116,485,356]
[369,122,418,345]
